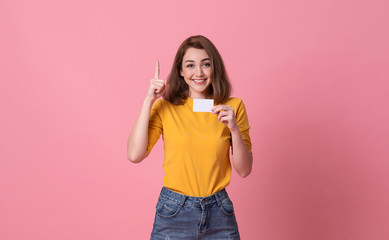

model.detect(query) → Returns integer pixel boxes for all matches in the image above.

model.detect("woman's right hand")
[146,60,167,103]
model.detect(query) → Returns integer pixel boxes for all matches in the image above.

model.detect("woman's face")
[180,47,213,99]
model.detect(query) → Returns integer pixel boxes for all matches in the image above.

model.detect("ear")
[180,70,184,77]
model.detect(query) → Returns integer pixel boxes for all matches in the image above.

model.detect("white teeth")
[194,79,206,82]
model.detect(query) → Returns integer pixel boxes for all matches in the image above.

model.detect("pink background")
[1,0,388,239]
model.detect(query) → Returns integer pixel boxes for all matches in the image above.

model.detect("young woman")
[127,35,253,240]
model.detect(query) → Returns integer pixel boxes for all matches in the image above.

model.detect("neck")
[189,91,211,99]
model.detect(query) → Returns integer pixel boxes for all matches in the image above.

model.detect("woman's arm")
[127,61,166,163]
[212,105,253,177]
[229,126,253,177]
[127,98,154,163]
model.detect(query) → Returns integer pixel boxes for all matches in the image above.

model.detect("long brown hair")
[163,35,231,104]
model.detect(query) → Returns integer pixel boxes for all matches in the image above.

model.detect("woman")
[127,35,253,239]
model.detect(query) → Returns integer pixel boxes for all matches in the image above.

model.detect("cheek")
[204,68,212,76]
[182,70,193,79]
[205,70,212,83]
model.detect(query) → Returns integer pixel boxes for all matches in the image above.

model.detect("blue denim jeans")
[150,187,240,240]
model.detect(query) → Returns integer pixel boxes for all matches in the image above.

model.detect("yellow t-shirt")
[147,97,252,197]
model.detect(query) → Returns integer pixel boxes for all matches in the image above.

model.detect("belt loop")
[180,195,187,207]
[215,191,222,207]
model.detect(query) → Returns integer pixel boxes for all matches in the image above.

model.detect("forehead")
[182,48,210,61]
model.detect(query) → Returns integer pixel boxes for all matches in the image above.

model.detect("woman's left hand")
[212,105,238,131]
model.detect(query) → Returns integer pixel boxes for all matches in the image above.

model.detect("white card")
[193,99,214,112]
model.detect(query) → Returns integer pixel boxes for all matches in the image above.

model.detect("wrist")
[230,124,240,134]
[144,96,155,105]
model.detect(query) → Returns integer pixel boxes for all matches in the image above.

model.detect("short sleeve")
[147,100,163,155]
[235,99,252,154]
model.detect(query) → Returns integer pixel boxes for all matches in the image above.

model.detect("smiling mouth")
[192,79,207,84]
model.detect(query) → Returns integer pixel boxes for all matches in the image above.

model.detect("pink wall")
[1,0,388,239]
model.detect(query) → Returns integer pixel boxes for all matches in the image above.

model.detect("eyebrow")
[184,58,210,63]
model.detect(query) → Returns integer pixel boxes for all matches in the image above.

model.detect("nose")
[195,66,204,77]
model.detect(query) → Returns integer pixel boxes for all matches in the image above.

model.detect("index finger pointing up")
[154,60,160,79]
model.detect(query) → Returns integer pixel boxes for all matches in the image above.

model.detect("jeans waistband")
[160,187,230,207]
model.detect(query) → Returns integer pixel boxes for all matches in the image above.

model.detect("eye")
[203,62,211,68]
[186,64,194,68]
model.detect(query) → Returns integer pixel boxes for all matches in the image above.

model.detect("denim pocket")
[155,195,182,219]
[219,197,235,216]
